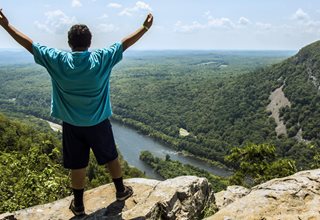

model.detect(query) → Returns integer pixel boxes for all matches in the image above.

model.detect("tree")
[225,143,297,186]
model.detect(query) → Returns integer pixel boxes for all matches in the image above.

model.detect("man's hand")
[0,9,9,27]
[143,13,153,30]
[0,8,33,54]
[121,13,154,52]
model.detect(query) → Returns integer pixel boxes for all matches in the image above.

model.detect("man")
[0,8,153,216]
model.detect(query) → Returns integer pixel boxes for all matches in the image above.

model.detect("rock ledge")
[206,169,320,220]
[0,176,213,220]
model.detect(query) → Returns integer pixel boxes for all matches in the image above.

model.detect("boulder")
[206,169,320,220]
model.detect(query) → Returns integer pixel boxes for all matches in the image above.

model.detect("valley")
[2,46,320,212]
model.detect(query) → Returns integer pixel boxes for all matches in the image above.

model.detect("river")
[46,120,231,179]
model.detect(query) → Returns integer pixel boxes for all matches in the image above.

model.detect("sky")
[0,0,320,50]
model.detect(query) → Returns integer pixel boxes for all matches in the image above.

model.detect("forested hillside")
[278,41,320,142]
[0,65,54,122]
[1,47,318,172]
[111,43,320,170]
[111,51,293,164]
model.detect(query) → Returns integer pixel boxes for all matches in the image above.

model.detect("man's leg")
[71,168,86,189]
[89,119,133,201]
[106,157,133,201]
[71,168,86,207]
[63,121,89,216]
[107,157,122,179]
[106,157,125,192]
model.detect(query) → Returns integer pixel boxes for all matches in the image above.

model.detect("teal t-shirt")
[32,42,123,126]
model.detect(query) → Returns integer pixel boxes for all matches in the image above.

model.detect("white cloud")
[238,17,251,26]
[291,9,320,33]
[174,8,320,44]
[34,21,52,33]
[303,20,320,33]
[175,21,205,33]
[292,8,310,21]
[72,0,82,7]
[34,10,77,34]
[208,17,235,28]
[98,13,109,19]
[119,1,152,16]
[97,23,118,33]
[119,9,133,16]
[255,22,272,30]
[108,3,122,8]
[175,16,237,33]
[204,11,212,19]
[176,10,257,33]
[135,1,152,11]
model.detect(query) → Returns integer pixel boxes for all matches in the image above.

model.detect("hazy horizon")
[0,48,297,53]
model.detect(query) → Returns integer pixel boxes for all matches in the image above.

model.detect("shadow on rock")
[69,200,145,220]
[69,214,88,220]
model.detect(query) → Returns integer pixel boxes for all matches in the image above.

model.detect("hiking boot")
[116,185,133,201]
[69,199,85,216]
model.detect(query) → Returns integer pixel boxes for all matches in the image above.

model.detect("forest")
[1,43,320,212]
[0,51,292,165]
[109,44,320,170]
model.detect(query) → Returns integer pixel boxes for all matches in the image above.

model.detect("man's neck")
[72,47,88,52]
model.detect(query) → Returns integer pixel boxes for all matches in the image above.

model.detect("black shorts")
[62,119,118,169]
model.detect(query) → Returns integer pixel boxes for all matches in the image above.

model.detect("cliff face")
[0,176,213,220]
[206,169,320,220]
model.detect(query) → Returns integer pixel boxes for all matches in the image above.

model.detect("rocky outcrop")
[206,169,320,220]
[3,169,320,220]
[0,176,213,220]
[214,185,250,210]
[266,84,291,137]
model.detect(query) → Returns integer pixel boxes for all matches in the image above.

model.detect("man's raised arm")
[121,13,153,52]
[0,9,33,54]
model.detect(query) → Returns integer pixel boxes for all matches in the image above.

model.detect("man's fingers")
[0,9,4,18]
[147,13,153,23]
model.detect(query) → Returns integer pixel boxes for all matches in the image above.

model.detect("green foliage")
[0,65,57,123]
[225,143,296,186]
[109,52,290,166]
[110,46,320,170]
[312,153,320,169]
[0,151,69,212]
[2,46,320,207]
[0,52,290,167]
[140,151,227,192]
[0,113,144,213]
[0,113,69,212]
[201,203,218,218]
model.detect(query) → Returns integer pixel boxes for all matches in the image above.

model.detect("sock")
[72,188,84,207]
[113,177,125,192]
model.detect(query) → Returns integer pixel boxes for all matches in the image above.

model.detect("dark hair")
[68,24,92,49]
